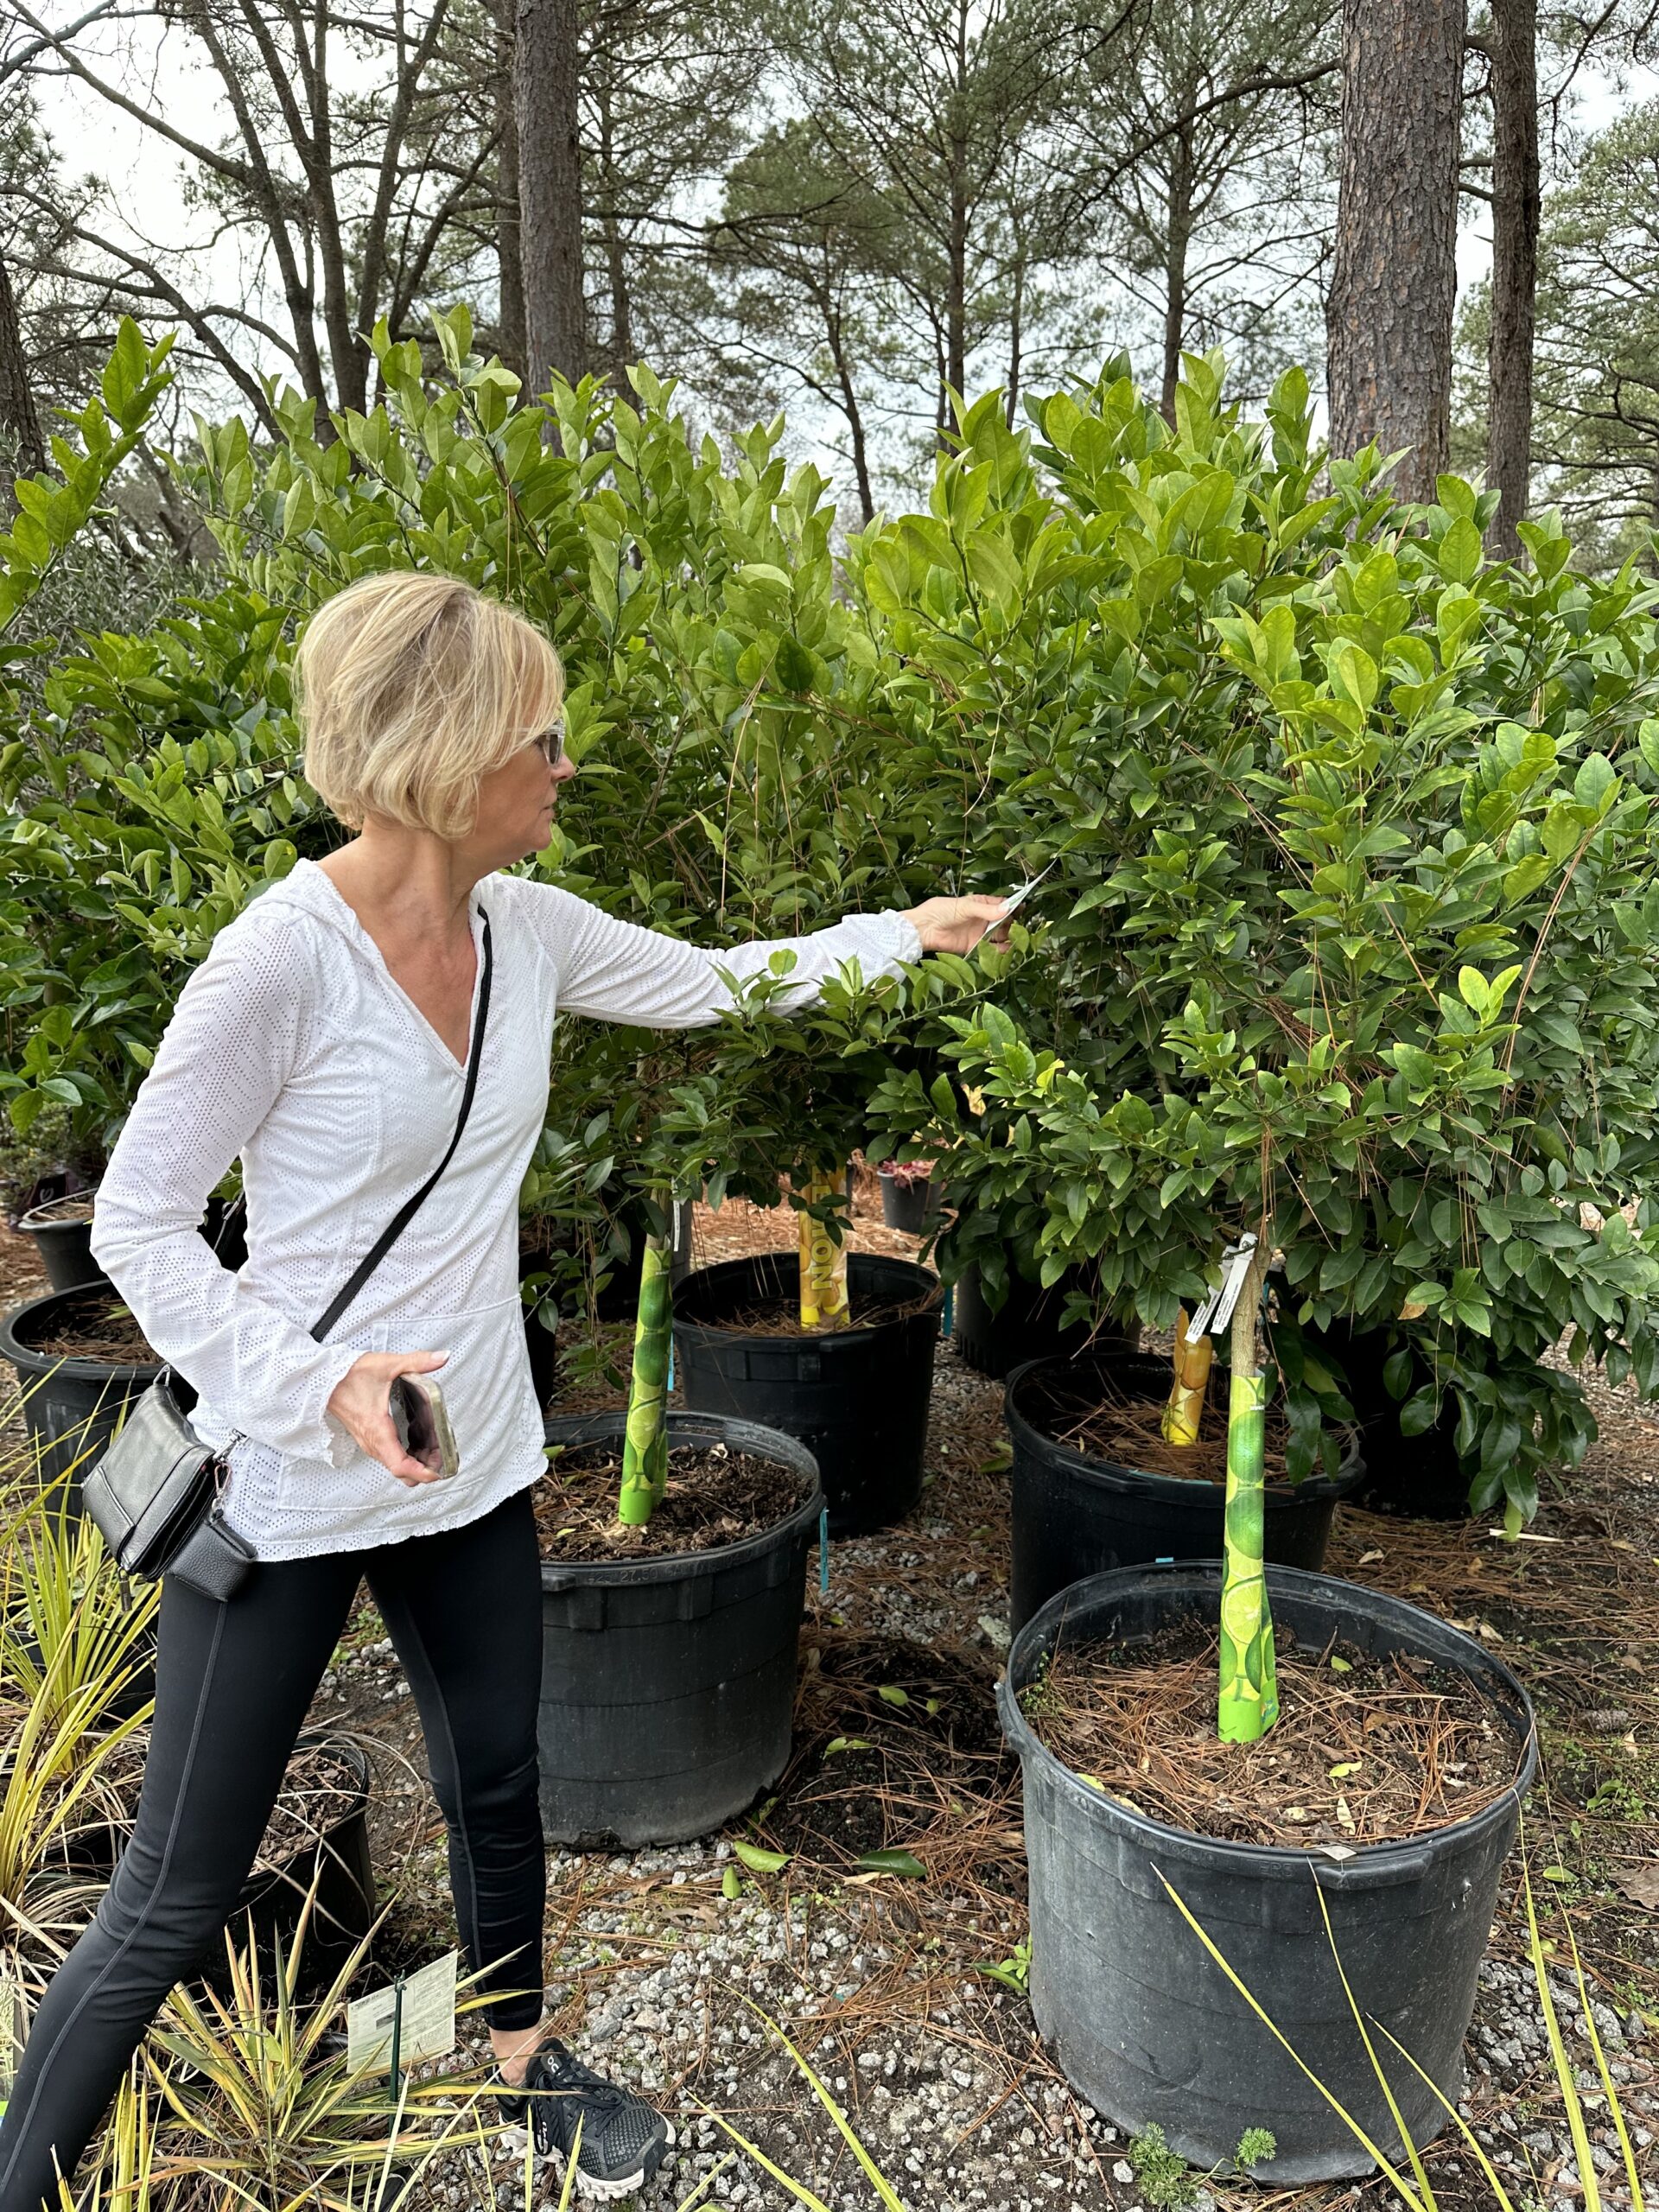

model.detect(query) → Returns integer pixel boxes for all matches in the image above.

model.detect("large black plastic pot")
[952,1257,1137,1379]
[1001,1562,1536,2182]
[16,1196,105,1294]
[1007,1352,1365,1633]
[0,1286,162,1500]
[673,1252,940,1535]
[538,1410,822,1848]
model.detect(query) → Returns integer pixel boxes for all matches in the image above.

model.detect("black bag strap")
[309,906,494,1344]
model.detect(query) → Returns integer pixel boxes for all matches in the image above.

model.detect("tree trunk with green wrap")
[1217,1233,1278,1742]
[617,1225,672,1525]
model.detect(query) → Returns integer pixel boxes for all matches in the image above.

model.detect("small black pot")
[0,1286,162,1502]
[878,1172,938,1234]
[951,1256,1136,1379]
[16,1198,105,1294]
[1001,1561,1536,2182]
[538,1410,823,1847]
[1007,1352,1365,1632]
[673,1251,941,1534]
[221,1734,377,1992]
[1301,1320,1469,1519]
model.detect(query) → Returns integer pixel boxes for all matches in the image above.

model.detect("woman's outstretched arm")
[513,881,1006,1029]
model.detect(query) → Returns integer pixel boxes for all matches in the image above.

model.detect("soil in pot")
[1001,1563,1537,2183]
[536,1442,808,1560]
[1007,1352,1363,1630]
[0,1285,164,1499]
[24,1291,158,1364]
[537,1409,822,1847]
[673,1252,941,1535]
[1021,1614,1522,1848]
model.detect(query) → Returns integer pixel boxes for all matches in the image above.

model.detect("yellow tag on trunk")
[798,1168,849,1330]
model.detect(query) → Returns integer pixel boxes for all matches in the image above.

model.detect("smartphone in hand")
[389,1375,460,1478]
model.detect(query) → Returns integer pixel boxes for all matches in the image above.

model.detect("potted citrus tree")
[868,352,1659,2174]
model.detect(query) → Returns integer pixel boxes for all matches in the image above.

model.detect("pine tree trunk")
[495,3,528,381]
[1160,132,1195,427]
[0,246,46,479]
[1325,0,1467,499]
[1486,0,1539,559]
[515,0,586,386]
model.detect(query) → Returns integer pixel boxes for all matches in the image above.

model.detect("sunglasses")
[528,713,566,768]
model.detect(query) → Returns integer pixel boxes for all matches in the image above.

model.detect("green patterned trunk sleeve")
[1217,1368,1280,1740]
[1217,1235,1278,1743]
[617,1229,672,1526]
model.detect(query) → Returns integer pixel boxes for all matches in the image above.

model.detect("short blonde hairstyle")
[296,572,563,837]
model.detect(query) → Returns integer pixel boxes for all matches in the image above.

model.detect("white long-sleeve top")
[91,860,921,1560]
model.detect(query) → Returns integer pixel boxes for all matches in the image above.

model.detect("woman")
[0,571,1005,2209]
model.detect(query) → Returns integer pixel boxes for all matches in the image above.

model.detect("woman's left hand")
[901,895,1015,955]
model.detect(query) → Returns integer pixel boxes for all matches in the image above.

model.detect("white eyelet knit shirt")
[90,860,922,1560]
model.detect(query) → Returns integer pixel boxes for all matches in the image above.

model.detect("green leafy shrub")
[863,356,1659,1522]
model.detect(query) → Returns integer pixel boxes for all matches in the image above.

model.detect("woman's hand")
[901,894,1015,955]
[327,1350,449,1487]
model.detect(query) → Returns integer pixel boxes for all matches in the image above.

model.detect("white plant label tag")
[346,1950,458,2075]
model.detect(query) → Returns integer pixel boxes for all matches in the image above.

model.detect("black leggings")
[0,1488,546,2211]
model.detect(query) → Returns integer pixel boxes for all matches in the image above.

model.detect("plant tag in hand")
[998,859,1056,918]
[346,1950,458,2075]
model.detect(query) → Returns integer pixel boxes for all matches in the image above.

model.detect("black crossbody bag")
[83,909,493,1603]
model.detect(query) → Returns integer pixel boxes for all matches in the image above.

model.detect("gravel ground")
[3,1192,1656,2210]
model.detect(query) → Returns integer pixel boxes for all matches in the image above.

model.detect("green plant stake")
[1217,1234,1278,1744]
[617,1226,672,1526]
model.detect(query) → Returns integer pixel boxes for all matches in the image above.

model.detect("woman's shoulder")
[194,869,337,999]
[476,868,590,945]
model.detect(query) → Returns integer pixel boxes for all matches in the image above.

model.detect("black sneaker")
[496,2038,671,2201]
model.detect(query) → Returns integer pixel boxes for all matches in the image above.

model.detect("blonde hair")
[296,572,563,837]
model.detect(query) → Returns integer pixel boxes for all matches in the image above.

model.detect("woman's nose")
[551,753,577,785]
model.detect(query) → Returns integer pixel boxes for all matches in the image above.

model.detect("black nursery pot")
[222,1734,377,1992]
[878,1172,939,1234]
[672,1252,941,1535]
[951,1256,1138,1379]
[1007,1352,1364,1633]
[538,1409,823,1848]
[1301,1319,1470,1520]
[16,1197,105,1294]
[0,1286,162,1501]
[1001,1562,1537,2183]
